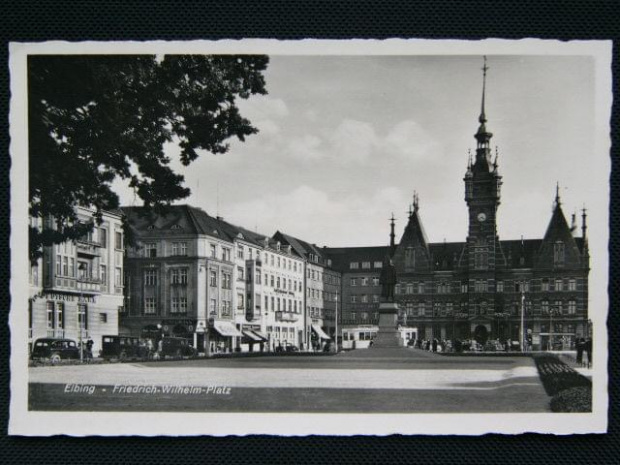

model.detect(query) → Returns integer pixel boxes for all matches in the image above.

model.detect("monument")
[372,255,404,348]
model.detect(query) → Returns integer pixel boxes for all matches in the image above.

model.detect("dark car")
[31,338,80,364]
[160,337,196,359]
[101,335,150,361]
[284,342,299,353]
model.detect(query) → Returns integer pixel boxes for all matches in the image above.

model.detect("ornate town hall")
[325,60,590,350]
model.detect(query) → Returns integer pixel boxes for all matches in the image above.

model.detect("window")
[350,312,357,321]
[474,280,487,293]
[553,241,565,265]
[406,283,414,294]
[568,299,577,315]
[62,257,68,276]
[554,300,563,315]
[541,299,549,314]
[99,313,108,323]
[115,267,122,287]
[264,295,269,311]
[144,243,157,258]
[446,302,453,316]
[100,265,107,285]
[461,281,468,293]
[237,267,244,281]
[374,261,383,268]
[361,312,368,320]
[222,272,231,289]
[222,248,231,262]
[171,297,180,313]
[276,277,281,289]
[568,279,577,291]
[238,245,244,259]
[144,298,156,314]
[144,269,157,286]
[418,282,425,294]
[209,299,217,316]
[350,278,357,286]
[372,294,380,303]
[361,277,368,286]
[56,254,61,275]
[115,231,123,250]
[496,280,504,292]
[256,270,261,285]
[171,268,188,285]
[474,249,488,269]
[362,261,371,269]
[210,244,217,258]
[555,279,563,292]
[100,228,107,248]
[372,277,379,286]
[270,275,274,287]
[350,295,357,303]
[237,293,244,309]
[222,300,231,316]
[361,294,368,303]
[172,242,188,256]
[209,270,217,287]
[46,302,54,329]
[350,262,359,270]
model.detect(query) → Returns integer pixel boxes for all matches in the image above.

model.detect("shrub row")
[532,353,591,412]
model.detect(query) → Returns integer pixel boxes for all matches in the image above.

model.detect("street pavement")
[29,348,551,413]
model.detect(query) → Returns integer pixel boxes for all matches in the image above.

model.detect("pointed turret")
[393,193,430,272]
[389,213,396,256]
[536,187,583,269]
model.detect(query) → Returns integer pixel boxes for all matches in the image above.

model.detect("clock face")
[477,212,487,222]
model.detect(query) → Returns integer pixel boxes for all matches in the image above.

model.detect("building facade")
[28,206,125,354]
[273,231,338,349]
[325,65,590,351]
[121,205,307,353]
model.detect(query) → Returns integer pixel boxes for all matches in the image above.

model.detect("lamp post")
[519,282,526,354]
[334,293,339,353]
[77,262,86,363]
[548,307,560,351]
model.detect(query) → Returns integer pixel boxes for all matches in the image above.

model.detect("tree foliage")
[28,54,269,261]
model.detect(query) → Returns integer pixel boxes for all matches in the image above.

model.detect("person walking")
[432,338,438,353]
[86,338,94,362]
[576,337,585,366]
[584,337,593,368]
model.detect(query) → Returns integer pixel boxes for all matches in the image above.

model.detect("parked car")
[160,337,196,359]
[284,342,299,353]
[31,338,80,364]
[101,335,150,361]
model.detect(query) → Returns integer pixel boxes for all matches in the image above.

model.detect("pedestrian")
[157,338,164,358]
[584,337,592,368]
[432,339,438,353]
[576,337,585,365]
[86,338,94,362]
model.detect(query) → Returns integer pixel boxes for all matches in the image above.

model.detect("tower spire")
[389,213,396,254]
[555,182,561,208]
[480,55,488,124]
[474,56,493,166]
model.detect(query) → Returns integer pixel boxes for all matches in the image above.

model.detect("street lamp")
[334,293,339,353]
[77,262,86,363]
[548,307,561,351]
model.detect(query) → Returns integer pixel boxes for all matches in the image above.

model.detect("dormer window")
[171,224,181,230]
[147,224,155,230]
[553,241,565,265]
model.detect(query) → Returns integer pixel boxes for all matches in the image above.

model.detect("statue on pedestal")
[379,256,397,302]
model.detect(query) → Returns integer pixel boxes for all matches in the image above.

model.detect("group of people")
[575,337,593,368]
[78,338,94,361]
[408,338,445,352]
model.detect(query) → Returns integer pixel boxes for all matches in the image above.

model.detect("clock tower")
[463,57,505,271]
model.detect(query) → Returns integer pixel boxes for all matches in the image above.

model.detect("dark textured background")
[0,1,617,464]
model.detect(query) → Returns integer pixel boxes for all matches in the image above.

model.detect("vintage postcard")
[9,39,610,436]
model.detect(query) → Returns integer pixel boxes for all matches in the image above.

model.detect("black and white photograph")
[9,39,610,436]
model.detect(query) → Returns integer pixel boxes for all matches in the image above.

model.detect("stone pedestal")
[372,302,403,348]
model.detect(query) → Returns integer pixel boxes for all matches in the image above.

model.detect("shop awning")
[213,320,243,337]
[251,329,269,342]
[242,330,262,342]
[312,324,331,340]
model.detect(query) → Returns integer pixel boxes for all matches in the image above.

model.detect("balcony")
[275,311,299,323]
[77,240,101,257]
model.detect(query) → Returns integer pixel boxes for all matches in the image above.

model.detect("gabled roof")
[274,231,324,260]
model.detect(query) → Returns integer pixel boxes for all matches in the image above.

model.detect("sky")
[116,54,598,249]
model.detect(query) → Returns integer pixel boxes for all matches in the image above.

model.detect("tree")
[28,54,269,261]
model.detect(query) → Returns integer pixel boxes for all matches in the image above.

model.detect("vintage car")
[159,337,196,359]
[101,335,150,361]
[31,338,81,364]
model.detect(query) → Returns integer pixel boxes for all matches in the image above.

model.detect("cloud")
[238,95,289,120]
[286,134,324,161]
[329,119,379,163]
[384,120,438,162]
[224,185,410,247]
